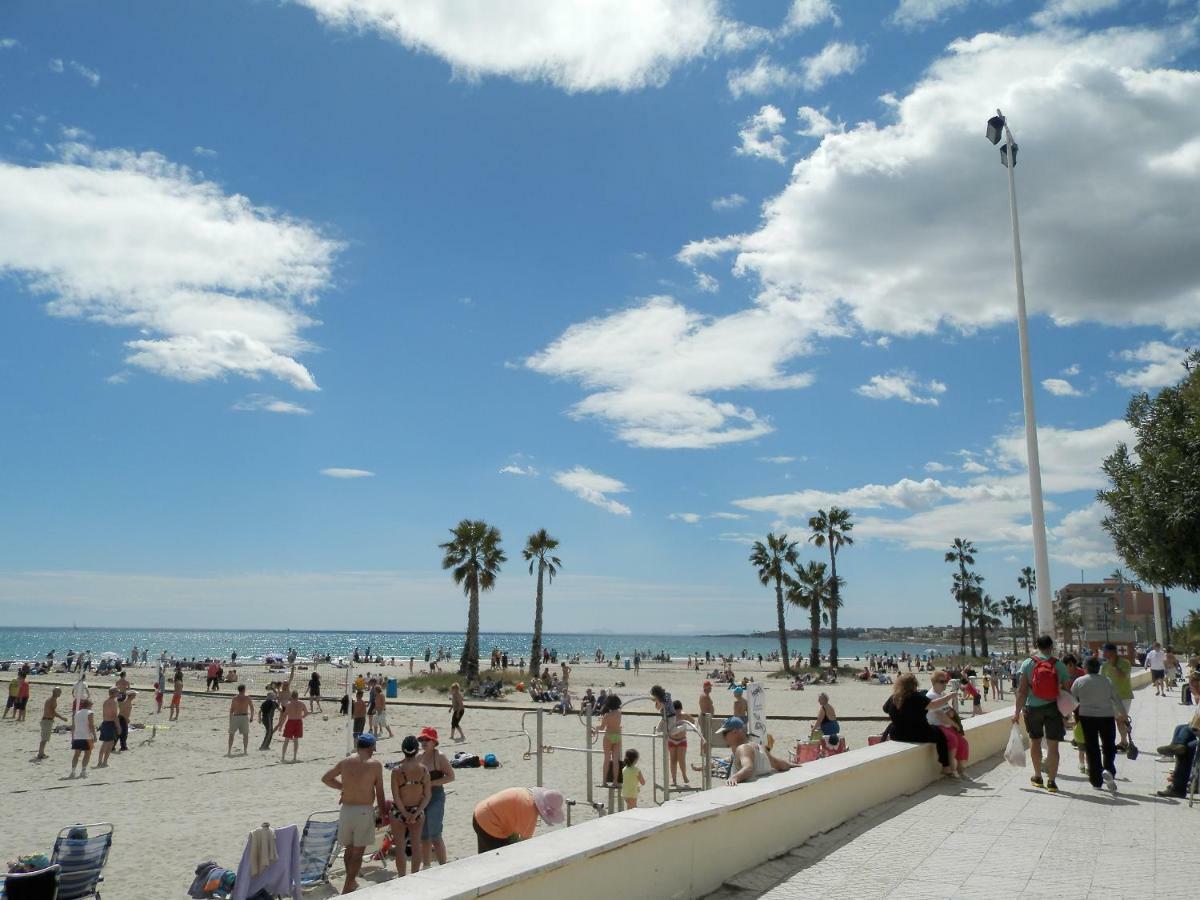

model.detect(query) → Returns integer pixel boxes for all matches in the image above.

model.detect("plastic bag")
[1056,690,1077,717]
[1004,723,1026,767]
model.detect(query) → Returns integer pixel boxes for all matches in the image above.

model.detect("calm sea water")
[0,627,955,663]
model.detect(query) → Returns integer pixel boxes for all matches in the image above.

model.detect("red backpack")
[1030,657,1059,701]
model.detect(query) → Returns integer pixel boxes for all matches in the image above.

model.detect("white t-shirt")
[1144,649,1166,671]
[72,680,89,704]
[73,708,93,741]
[925,690,954,729]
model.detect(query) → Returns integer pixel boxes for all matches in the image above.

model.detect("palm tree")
[977,594,1001,658]
[1000,595,1022,656]
[523,529,561,682]
[951,569,984,657]
[439,519,506,680]
[1054,596,1081,653]
[1018,566,1037,645]
[809,507,854,669]
[945,538,977,655]
[788,561,831,669]
[749,534,801,673]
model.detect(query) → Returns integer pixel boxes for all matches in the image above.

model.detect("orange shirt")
[474,788,538,840]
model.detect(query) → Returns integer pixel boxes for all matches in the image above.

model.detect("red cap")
[418,726,439,744]
[703,680,712,687]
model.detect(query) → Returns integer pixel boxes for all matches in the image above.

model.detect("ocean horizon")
[0,625,958,663]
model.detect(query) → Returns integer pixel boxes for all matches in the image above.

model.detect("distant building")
[1056,578,1170,645]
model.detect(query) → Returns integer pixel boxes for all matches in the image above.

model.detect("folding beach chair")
[50,824,112,900]
[2,864,61,900]
[1188,744,1200,809]
[299,810,341,889]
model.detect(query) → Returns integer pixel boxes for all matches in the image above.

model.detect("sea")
[0,627,956,663]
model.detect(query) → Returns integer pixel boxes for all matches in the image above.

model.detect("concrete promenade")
[707,689,1196,900]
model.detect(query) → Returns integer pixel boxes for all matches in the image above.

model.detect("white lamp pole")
[988,109,1055,638]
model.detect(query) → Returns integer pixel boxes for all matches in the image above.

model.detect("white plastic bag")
[1004,723,1026,767]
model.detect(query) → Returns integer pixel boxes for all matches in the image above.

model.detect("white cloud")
[232,393,312,415]
[855,370,947,406]
[710,511,748,520]
[1112,340,1190,390]
[48,58,64,73]
[499,464,538,476]
[760,455,797,464]
[800,41,864,90]
[733,418,1133,554]
[795,105,841,138]
[321,467,375,478]
[0,38,18,49]
[1042,377,1082,397]
[672,511,748,523]
[695,272,719,293]
[69,61,100,86]
[736,104,788,163]
[61,126,92,141]
[727,56,803,98]
[1061,363,1080,376]
[1048,501,1118,568]
[924,461,950,472]
[670,512,703,523]
[0,143,341,389]
[711,193,746,211]
[293,0,757,93]
[891,0,972,28]
[716,531,760,544]
[525,295,824,449]
[683,26,1200,337]
[961,459,989,473]
[105,371,130,385]
[553,466,631,516]
[193,146,217,158]
[1032,0,1123,27]
[782,0,840,32]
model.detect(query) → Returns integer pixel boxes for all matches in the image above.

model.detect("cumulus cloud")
[727,56,804,98]
[1112,340,1190,390]
[736,104,789,163]
[734,418,1132,558]
[800,41,864,90]
[0,143,340,389]
[1048,501,1118,568]
[553,466,631,515]
[961,459,989,473]
[193,145,218,157]
[1032,0,1123,27]
[782,0,840,32]
[924,461,950,472]
[795,105,841,137]
[232,393,312,415]
[855,370,947,406]
[321,468,375,478]
[682,25,1200,336]
[499,464,538,476]
[892,0,973,28]
[1042,377,1082,397]
[712,193,746,211]
[292,0,758,93]
[525,295,824,449]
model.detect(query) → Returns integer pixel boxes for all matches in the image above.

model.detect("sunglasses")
[417,736,432,742]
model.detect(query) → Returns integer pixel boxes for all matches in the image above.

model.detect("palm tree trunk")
[530,562,545,681]
[958,562,967,655]
[968,607,978,658]
[1010,614,1018,657]
[809,602,820,669]
[828,550,839,669]
[775,578,791,674]
[980,617,989,658]
[462,583,481,680]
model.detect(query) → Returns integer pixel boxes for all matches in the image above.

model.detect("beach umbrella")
[99,651,122,661]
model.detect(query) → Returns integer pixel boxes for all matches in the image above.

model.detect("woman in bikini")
[592,694,622,785]
[449,683,466,742]
[390,735,431,877]
[814,692,840,743]
[664,699,696,786]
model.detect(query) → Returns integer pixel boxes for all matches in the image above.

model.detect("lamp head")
[986,114,1006,145]
[1000,142,1017,168]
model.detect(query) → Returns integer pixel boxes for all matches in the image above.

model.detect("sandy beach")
[0,657,1007,898]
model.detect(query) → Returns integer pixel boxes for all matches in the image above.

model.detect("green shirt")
[1101,658,1134,700]
[1018,653,1071,707]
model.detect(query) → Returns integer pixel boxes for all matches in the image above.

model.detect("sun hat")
[356,733,377,750]
[530,787,565,826]
[703,680,712,687]
[401,735,420,755]
[733,687,744,695]
[716,716,746,735]
[418,726,439,744]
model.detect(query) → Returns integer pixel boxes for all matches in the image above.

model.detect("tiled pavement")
[707,689,1196,900]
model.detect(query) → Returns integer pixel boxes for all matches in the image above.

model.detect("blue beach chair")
[2,864,61,900]
[50,824,112,900]
[299,811,340,889]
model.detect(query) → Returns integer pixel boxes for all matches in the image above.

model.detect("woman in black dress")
[882,673,960,778]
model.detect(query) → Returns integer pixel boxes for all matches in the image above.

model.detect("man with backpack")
[1012,635,1072,793]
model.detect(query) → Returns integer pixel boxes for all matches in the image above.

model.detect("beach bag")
[1030,657,1059,701]
[1004,724,1026,767]
[483,753,499,768]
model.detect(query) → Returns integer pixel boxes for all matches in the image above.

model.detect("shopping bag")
[1004,723,1026,767]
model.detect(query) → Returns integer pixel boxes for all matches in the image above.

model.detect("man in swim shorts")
[321,733,386,895]
[227,684,255,756]
[96,688,120,768]
[38,687,67,760]
[277,690,308,763]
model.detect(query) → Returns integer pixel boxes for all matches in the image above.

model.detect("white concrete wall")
[358,673,1152,900]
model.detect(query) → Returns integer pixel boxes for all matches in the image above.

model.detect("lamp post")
[986,110,1054,638]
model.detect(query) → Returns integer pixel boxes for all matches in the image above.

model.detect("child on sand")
[621,749,644,809]
[593,694,622,785]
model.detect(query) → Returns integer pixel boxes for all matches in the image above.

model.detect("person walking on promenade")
[1145,642,1167,697]
[321,733,386,895]
[1070,656,1128,793]
[1101,642,1135,750]
[1013,635,1072,793]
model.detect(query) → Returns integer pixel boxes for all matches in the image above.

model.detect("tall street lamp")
[986,110,1054,638]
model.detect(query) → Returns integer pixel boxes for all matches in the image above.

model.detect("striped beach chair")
[299,810,341,889]
[50,824,112,900]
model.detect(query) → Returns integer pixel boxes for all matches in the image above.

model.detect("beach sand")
[0,657,1007,898]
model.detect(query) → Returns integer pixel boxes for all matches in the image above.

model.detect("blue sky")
[1,0,1198,633]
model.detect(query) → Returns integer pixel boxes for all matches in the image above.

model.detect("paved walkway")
[708,688,1196,900]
